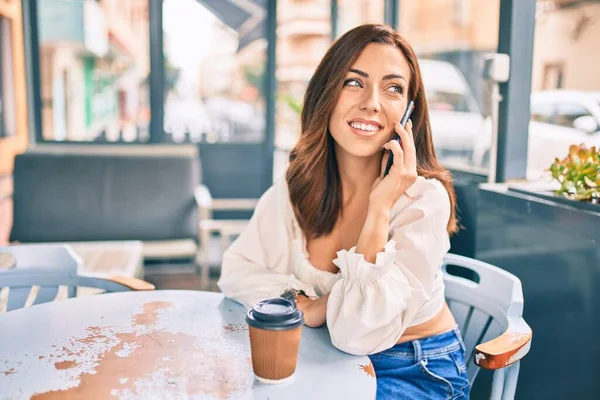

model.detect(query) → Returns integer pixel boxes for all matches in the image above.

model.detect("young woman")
[218,24,470,399]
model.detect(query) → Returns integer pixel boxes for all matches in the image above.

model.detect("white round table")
[0,290,376,399]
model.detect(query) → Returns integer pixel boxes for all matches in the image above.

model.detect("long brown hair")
[286,24,458,239]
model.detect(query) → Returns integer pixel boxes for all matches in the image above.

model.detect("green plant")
[243,64,266,100]
[281,92,303,115]
[549,144,600,203]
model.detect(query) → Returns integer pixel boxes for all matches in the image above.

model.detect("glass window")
[338,0,385,36]
[542,63,564,90]
[37,0,150,142]
[275,0,331,177]
[0,16,15,138]
[162,0,266,144]
[398,0,500,172]
[0,16,5,139]
[530,102,555,124]
[554,103,593,128]
[529,1,600,180]
[426,90,478,113]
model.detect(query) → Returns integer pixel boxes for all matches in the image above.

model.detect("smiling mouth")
[347,121,382,135]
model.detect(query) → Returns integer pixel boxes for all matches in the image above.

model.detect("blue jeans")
[369,327,471,399]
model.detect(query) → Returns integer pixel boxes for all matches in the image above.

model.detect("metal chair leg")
[199,226,211,290]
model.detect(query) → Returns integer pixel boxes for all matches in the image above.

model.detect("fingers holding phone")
[393,118,416,173]
[383,137,404,175]
[385,120,416,177]
[383,100,414,176]
[371,124,418,210]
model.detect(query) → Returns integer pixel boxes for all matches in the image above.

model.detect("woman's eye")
[388,85,404,95]
[344,79,362,88]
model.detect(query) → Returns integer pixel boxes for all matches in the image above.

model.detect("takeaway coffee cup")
[246,297,304,384]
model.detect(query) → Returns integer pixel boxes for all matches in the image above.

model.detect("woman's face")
[329,43,412,159]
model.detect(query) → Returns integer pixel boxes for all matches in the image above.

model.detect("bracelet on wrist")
[280,288,308,303]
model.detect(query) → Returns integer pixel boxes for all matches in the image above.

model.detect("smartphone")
[383,100,415,177]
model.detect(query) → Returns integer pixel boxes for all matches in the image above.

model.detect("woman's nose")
[359,88,381,113]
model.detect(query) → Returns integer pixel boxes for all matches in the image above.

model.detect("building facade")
[38,0,150,142]
[533,1,600,91]
[0,0,27,244]
[0,0,28,174]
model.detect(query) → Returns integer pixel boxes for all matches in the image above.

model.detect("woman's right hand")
[368,119,418,212]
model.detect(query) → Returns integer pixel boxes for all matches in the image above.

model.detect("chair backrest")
[10,144,200,243]
[442,253,525,383]
[0,244,81,271]
[0,244,142,312]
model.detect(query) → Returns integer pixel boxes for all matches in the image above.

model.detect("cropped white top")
[217,176,451,356]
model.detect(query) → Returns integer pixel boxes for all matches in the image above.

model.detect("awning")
[196,0,266,51]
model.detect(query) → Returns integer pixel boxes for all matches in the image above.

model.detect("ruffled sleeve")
[326,177,451,355]
[217,180,318,308]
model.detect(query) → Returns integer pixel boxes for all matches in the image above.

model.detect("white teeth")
[350,122,379,132]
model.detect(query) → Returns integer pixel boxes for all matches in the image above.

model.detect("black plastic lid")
[246,297,304,331]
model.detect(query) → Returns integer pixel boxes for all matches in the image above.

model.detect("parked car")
[419,59,491,167]
[472,90,600,179]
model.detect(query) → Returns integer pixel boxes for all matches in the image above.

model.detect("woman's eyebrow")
[348,69,407,83]
[349,68,368,77]
[382,74,407,82]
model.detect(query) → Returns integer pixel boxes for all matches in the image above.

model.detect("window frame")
[0,16,4,139]
[23,0,538,184]
[25,0,278,154]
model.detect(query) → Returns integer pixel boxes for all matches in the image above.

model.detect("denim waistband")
[377,326,465,361]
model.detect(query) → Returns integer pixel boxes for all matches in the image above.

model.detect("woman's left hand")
[296,294,329,328]
[369,119,418,212]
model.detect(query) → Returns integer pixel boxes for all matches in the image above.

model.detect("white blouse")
[217,176,451,356]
